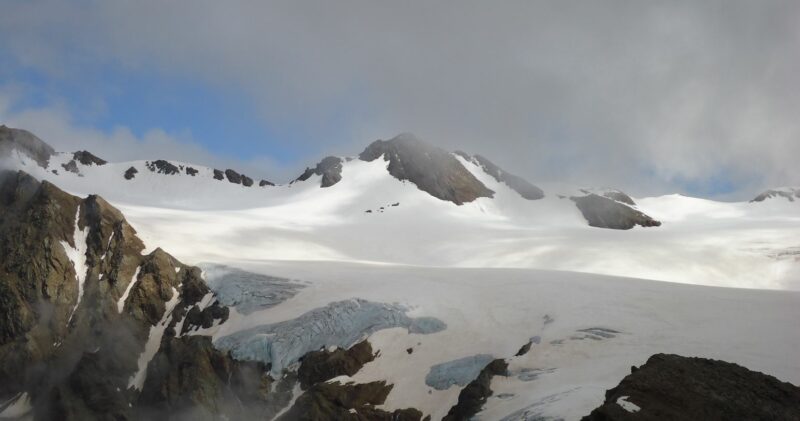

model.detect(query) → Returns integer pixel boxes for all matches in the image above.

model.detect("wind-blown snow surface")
[9,152,798,290]
[5,150,800,419]
[188,261,800,420]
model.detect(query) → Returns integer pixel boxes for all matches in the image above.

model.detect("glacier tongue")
[199,263,305,315]
[214,298,446,376]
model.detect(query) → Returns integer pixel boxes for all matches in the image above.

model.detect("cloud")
[1,0,798,198]
[0,86,296,181]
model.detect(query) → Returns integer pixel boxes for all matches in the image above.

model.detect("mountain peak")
[359,134,494,205]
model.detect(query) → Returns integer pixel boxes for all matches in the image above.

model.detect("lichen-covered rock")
[582,354,800,421]
[359,134,494,205]
[571,194,660,230]
[0,170,231,420]
[0,125,55,168]
[294,156,344,188]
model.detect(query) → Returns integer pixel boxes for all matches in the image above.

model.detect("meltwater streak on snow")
[117,266,141,313]
[128,287,180,391]
[60,206,89,324]
[213,298,446,377]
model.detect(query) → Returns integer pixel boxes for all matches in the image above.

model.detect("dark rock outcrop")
[72,151,107,167]
[294,156,344,188]
[457,152,544,200]
[751,188,799,202]
[61,159,80,174]
[602,190,636,206]
[124,166,138,180]
[137,335,276,421]
[582,354,800,421]
[213,169,224,180]
[297,340,376,389]
[259,179,275,187]
[0,125,55,167]
[359,134,494,205]
[145,160,180,175]
[185,167,198,176]
[571,194,661,230]
[221,169,257,186]
[442,358,508,421]
[277,381,423,421]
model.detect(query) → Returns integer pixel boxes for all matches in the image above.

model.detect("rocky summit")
[359,133,495,205]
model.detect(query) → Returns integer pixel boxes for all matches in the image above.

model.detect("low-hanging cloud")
[1,0,798,198]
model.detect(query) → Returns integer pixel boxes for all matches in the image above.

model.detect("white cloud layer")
[1,1,798,198]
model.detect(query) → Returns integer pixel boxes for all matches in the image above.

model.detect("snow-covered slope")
[194,260,800,420]
[2,131,799,290]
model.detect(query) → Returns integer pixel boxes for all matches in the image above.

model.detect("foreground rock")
[359,133,494,205]
[582,354,800,421]
[0,170,281,420]
[571,194,661,230]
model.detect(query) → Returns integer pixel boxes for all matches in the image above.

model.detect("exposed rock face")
[751,187,800,202]
[294,156,344,188]
[145,160,180,175]
[185,166,198,176]
[457,151,544,200]
[224,169,255,186]
[359,134,494,205]
[212,169,224,180]
[582,354,800,421]
[124,166,138,180]
[241,175,254,187]
[72,151,107,167]
[137,335,277,421]
[571,194,661,230]
[0,170,272,420]
[298,340,376,389]
[0,125,55,168]
[601,190,636,206]
[61,159,80,174]
[442,358,508,421]
[278,381,423,421]
[259,179,275,187]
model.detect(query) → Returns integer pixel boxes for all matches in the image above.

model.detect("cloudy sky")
[1,1,798,199]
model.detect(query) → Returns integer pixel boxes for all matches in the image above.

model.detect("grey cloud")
[1,0,798,198]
